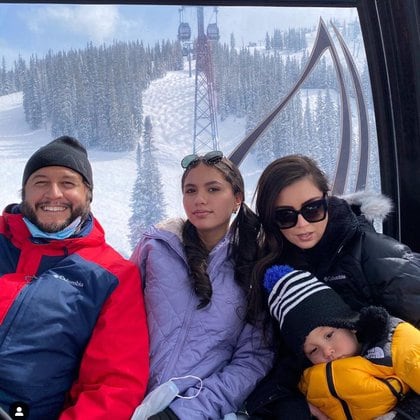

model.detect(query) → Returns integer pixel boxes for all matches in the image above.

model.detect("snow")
[0,67,250,258]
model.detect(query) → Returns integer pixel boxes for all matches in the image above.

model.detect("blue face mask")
[131,375,203,420]
[23,216,82,240]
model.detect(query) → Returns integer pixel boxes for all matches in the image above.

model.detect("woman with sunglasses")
[246,154,420,419]
[131,151,273,420]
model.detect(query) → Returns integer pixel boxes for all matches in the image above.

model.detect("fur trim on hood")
[339,191,393,223]
[155,217,185,240]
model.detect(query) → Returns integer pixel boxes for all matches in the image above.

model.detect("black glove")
[148,407,179,420]
[394,391,420,420]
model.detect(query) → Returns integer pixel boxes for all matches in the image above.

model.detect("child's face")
[303,326,360,364]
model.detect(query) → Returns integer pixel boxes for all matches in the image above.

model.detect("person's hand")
[308,403,330,420]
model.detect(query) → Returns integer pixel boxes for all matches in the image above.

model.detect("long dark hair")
[249,154,330,318]
[181,157,260,322]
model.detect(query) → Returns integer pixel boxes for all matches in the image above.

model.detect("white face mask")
[131,375,203,420]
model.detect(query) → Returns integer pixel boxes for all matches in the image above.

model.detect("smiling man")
[21,137,93,236]
[0,136,149,419]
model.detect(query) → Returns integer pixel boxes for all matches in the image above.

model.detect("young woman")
[246,154,420,419]
[131,151,273,420]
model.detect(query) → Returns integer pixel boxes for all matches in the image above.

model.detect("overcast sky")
[0,3,357,66]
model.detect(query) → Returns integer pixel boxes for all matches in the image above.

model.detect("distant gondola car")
[178,22,191,41]
[206,23,220,41]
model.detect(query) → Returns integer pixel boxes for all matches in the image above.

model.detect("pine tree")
[273,29,283,50]
[302,93,313,149]
[14,55,27,92]
[1,58,8,95]
[230,33,236,50]
[265,32,271,51]
[129,142,148,250]
[23,56,44,129]
[129,116,167,250]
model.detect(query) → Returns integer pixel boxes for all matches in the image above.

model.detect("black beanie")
[22,136,93,188]
[264,265,359,357]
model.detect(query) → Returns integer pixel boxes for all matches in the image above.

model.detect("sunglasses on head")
[274,195,328,229]
[181,150,223,169]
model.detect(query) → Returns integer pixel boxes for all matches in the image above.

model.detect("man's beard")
[21,200,90,233]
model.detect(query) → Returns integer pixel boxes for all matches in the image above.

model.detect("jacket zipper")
[326,362,353,420]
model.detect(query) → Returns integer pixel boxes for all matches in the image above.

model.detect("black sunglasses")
[274,195,328,229]
[181,150,223,169]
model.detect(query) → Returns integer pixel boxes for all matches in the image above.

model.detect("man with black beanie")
[0,136,149,419]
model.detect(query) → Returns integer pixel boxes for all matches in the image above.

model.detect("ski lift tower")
[192,6,219,154]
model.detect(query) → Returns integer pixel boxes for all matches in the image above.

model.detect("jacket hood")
[155,217,185,240]
[339,191,393,223]
[141,218,187,259]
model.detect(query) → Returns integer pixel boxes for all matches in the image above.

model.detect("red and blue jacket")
[0,205,149,420]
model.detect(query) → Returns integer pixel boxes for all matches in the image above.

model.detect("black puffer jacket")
[246,192,420,419]
[299,194,420,327]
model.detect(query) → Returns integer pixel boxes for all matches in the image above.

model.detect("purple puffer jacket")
[131,218,273,419]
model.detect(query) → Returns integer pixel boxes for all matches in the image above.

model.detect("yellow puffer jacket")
[299,322,420,420]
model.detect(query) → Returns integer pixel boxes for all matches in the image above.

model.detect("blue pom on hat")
[263,264,294,293]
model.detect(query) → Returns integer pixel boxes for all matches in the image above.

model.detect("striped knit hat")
[264,265,359,356]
